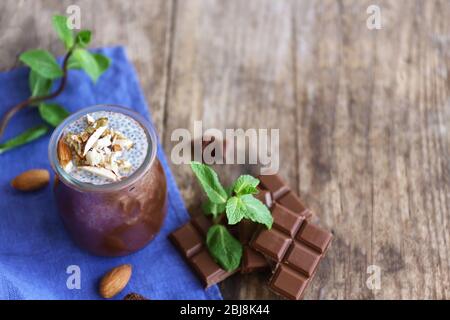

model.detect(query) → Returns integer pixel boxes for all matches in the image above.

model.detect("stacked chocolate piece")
[169,174,332,300]
[169,214,238,287]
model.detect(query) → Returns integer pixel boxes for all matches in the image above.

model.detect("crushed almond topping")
[60,113,135,182]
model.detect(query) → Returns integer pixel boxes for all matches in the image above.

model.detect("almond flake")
[85,149,104,166]
[114,138,133,150]
[110,161,121,178]
[70,134,81,143]
[79,166,118,181]
[94,117,108,129]
[112,144,122,152]
[86,114,95,125]
[119,160,132,172]
[114,130,126,139]
[83,126,107,156]
[64,161,74,172]
[95,135,112,149]
[80,132,90,142]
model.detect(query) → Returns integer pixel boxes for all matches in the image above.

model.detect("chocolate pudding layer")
[49,105,167,256]
[54,158,167,256]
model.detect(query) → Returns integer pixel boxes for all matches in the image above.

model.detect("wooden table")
[1,0,449,300]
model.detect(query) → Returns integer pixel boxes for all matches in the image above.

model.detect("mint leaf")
[225,196,247,225]
[240,194,273,229]
[232,175,260,196]
[190,161,228,204]
[68,53,110,72]
[202,200,226,218]
[71,49,108,82]
[29,70,53,99]
[67,52,82,70]
[19,49,63,79]
[206,225,242,271]
[52,15,74,49]
[75,30,92,48]
[91,53,111,73]
[0,125,48,154]
[38,103,70,127]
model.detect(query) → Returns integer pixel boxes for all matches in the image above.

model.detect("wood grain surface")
[0,0,449,299]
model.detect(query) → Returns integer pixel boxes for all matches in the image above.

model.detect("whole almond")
[99,264,132,299]
[11,169,50,191]
[57,138,72,168]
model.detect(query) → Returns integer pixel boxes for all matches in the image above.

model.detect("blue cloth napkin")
[0,46,222,300]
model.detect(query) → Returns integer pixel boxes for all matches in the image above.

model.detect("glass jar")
[49,105,167,257]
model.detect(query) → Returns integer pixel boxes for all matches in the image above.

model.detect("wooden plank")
[164,0,298,299]
[0,0,172,135]
[293,0,450,299]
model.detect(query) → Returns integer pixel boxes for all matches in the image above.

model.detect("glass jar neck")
[48,105,157,193]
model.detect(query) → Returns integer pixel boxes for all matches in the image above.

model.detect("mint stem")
[213,213,224,225]
[0,49,73,141]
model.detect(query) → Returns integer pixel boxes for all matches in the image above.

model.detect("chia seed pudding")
[49,105,167,257]
[61,111,148,185]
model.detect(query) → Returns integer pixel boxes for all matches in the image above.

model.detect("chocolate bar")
[170,214,268,284]
[239,175,314,274]
[169,215,238,288]
[238,189,273,274]
[239,220,270,274]
[258,174,311,218]
[252,173,331,299]
[240,183,307,274]
[170,188,274,281]
[250,204,332,299]
[270,222,332,299]
[254,189,273,208]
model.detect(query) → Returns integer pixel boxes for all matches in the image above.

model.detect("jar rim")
[48,104,157,193]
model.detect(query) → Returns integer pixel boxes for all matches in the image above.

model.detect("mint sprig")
[0,14,111,153]
[190,162,273,271]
